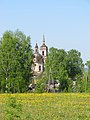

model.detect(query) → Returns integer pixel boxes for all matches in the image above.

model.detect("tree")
[66,49,84,81]
[0,30,33,93]
[45,48,84,92]
[45,47,69,92]
[84,60,90,92]
[85,60,90,69]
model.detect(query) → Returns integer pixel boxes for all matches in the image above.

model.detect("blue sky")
[0,0,90,63]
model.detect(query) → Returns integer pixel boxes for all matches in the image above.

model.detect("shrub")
[5,95,22,120]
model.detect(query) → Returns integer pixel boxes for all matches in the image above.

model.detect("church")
[32,35,48,78]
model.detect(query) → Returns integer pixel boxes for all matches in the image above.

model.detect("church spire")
[34,42,38,53]
[42,34,45,45]
[35,42,38,48]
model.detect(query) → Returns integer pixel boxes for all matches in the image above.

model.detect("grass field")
[0,93,90,120]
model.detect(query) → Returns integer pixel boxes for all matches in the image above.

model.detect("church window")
[42,51,44,55]
[34,58,36,62]
[39,66,41,71]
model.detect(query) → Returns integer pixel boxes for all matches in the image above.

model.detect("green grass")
[0,93,90,120]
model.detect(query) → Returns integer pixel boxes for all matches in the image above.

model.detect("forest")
[0,30,90,93]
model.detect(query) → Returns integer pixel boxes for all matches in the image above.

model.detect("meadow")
[0,93,90,120]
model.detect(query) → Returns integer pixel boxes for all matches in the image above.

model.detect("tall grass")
[0,93,90,120]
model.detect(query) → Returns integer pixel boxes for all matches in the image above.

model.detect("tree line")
[0,30,90,93]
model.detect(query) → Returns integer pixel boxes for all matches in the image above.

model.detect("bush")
[35,80,44,93]
[5,95,22,120]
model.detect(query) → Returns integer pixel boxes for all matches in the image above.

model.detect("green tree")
[85,60,90,69]
[45,48,84,92]
[66,49,84,81]
[45,47,69,92]
[85,60,90,82]
[0,30,33,93]
[85,60,90,92]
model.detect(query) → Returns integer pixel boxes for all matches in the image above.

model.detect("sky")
[0,0,90,63]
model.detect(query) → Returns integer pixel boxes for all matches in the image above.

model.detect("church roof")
[33,52,43,63]
[40,43,48,48]
[40,34,48,49]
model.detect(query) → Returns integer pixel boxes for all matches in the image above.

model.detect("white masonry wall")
[34,63,43,72]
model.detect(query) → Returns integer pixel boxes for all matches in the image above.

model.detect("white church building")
[32,35,48,77]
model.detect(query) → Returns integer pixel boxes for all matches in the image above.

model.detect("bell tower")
[40,34,48,62]
[34,43,38,54]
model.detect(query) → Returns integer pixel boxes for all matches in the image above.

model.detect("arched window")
[42,51,44,55]
[39,66,41,71]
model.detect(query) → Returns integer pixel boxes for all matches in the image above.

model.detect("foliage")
[45,47,84,92]
[5,95,22,120]
[35,80,44,93]
[66,49,84,80]
[45,47,69,92]
[0,30,33,93]
[35,75,47,93]
[0,30,87,93]
[84,61,90,92]
[85,60,90,69]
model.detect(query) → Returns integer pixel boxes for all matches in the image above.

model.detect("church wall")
[34,63,43,72]
[40,49,46,57]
